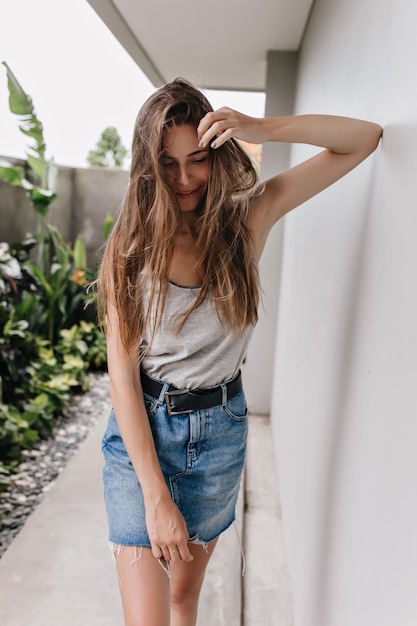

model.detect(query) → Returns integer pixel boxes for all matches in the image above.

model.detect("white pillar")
[245,50,298,414]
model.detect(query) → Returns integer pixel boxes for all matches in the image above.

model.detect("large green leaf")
[19,119,45,153]
[27,155,57,193]
[2,61,34,116]
[28,187,57,216]
[2,61,46,159]
[0,163,25,187]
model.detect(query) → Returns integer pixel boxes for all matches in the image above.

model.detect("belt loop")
[157,381,170,406]
[221,383,227,408]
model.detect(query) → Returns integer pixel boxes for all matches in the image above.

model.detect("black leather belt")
[140,370,242,416]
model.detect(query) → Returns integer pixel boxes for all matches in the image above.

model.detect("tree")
[87,126,128,169]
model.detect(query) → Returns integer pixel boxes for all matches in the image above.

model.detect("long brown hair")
[96,77,260,359]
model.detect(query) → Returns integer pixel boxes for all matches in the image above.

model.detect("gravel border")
[0,371,110,559]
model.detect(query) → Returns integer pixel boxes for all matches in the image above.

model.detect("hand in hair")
[197,107,267,149]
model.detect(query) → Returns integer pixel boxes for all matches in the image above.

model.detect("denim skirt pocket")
[143,392,159,417]
[222,389,248,422]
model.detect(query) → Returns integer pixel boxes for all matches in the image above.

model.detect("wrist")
[142,481,171,505]
[262,115,290,143]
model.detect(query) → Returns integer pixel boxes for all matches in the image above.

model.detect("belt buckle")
[164,388,193,416]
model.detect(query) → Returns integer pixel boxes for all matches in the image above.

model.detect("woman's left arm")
[198,109,382,251]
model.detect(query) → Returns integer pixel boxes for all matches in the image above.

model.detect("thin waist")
[140,369,242,416]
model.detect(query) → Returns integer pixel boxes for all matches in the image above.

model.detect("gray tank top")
[141,281,254,389]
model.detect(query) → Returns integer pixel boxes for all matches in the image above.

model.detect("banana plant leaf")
[0,163,26,187]
[2,61,45,158]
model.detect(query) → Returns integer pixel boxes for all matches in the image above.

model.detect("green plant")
[1,231,90,345]
[0,464,13,493]
[60,320,107,371]
[0,242,107,471]
[0,402,39,466]
[0,62,57,273]
[0,314,104,469]
[0,63,108,480]
[30,225,90,343]
[103,213,115,241]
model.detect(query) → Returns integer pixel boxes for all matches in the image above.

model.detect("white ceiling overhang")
[87,0,314,91]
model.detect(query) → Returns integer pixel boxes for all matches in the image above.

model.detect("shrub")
[0,240,107,477]
[0,63,108,484]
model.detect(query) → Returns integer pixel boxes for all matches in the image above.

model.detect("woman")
[97,77,381,626]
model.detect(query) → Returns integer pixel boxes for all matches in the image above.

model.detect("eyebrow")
[188,148,210,157]
[164,148,210,159]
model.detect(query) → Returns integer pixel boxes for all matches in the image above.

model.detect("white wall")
[270,1,417,625]
[245,51,298,414]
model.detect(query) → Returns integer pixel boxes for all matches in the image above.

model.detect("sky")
[0,0,266,169]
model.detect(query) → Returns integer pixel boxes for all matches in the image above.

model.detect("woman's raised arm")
[198,109,382,255]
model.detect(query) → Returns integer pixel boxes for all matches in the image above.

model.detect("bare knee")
[170,575,203,610]
[169,539,217,621]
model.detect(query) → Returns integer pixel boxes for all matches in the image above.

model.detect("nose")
[176,164,191,185]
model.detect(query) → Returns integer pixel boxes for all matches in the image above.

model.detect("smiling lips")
[176,187,199,199]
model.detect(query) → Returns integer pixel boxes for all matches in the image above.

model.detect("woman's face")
[162,124,211,213]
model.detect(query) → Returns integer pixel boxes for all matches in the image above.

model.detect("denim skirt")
[102,385,248,547]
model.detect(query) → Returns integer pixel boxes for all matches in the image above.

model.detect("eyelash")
[164,157,208,168]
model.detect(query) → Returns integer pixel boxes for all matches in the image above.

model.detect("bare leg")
[113,545,171,626]
[170,538,219,626]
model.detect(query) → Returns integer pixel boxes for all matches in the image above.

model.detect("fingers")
[151,542,193,563]
[151,543,163,559]
[177,538,194,563]
[197,108,237,149]
[197,107,229,136]
[161,546,172,562]
[146,497,194,564]
[198,107,263,148]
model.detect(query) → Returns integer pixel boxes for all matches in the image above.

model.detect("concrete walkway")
[0,400,293,625]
